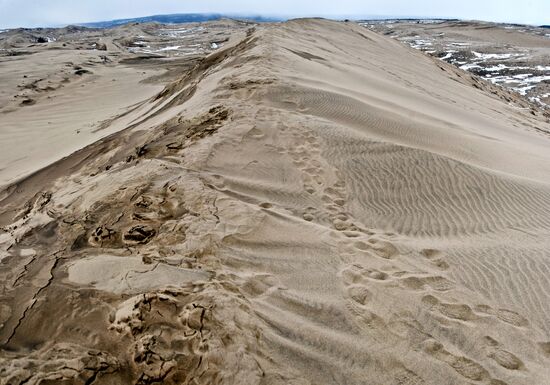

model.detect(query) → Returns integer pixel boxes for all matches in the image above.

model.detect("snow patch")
[158,45,181,51]
[439,50,457,60]
[471,51,525,60]
[459,63,482,70]
[484,64,508,71]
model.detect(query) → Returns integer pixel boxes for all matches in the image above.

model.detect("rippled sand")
[1,18,550,385]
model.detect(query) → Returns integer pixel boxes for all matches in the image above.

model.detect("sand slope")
[1,19,550,385]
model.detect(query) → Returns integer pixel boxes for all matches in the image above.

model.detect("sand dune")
[1,18,550,385]
[364,19,550,110]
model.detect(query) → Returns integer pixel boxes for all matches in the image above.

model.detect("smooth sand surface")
[0,49,163,188]
[67,255,210,294]
[1,19,550,385]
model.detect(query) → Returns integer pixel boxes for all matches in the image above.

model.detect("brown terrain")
[1,18,550,385]
[364,19,550,112]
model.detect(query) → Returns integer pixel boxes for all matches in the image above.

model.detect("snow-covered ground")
[124,26,217,56]
[433,46,549,106]
[362,20,550,109]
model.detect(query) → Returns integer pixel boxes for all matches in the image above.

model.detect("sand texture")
[1,19,550,385]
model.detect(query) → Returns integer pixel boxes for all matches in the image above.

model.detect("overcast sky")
[0,0,548,29]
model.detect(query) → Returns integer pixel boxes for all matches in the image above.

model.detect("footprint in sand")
[241,274,280,297]
[323,185,346,205]
[421,295,478,322]
[539,342,550,358]
[474,305,529,327]
[246,126,265,139]
[325,203,341,214]
[344,300,386,330]
[353,241,371,251]
[333,198,346,206]
[483,336,525,371]
[400,275,455,292]
[323,187,339,195]
[310,159,322,168]
[342,230,361,238]
[333,213,349,222]
[420,248,450,270]
[422,339,490,382]
[341,252,448,297]
[304,184,316,194]
[340,264,388,329]
[304,166,321,177]
[334,179,346,188]
[123,224,156,245]
[346,285,372,305]
[302,206,317,222]
[304,135,317,145]
[88,225,118,247]
[392,366,426,385]
[333,218,350,231]
[344,238,401,261]
[365,238,400,259]
[495,309,529,327]
[343,262,455,292]
[312,175,324,186]
[207,174,225,189]
[341,264,390,285]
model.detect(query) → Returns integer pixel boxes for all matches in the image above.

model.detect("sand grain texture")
[1,19,550,385]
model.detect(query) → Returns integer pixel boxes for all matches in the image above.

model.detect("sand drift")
[1,18,550,385]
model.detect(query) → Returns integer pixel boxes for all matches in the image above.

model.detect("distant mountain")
[80,13,284,28]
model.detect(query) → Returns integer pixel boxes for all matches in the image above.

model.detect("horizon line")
[1,12,548,30]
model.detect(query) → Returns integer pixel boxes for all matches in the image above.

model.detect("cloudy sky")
[0,0,548,29]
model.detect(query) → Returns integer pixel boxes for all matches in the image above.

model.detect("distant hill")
[80,13,284,28]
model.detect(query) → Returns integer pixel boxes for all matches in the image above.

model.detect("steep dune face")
[1,19,550,385]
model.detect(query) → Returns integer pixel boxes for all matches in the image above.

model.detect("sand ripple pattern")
[2,18,550,385]
[267,87,550,237]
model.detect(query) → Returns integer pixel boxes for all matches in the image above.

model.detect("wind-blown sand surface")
[0,60,162,187]
[1,19,550,385]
